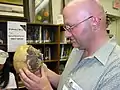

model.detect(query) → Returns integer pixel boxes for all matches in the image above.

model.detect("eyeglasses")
[63,16,93,32]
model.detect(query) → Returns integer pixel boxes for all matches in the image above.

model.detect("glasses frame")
[63,16,93,32]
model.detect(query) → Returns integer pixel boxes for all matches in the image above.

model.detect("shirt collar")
[93,37,117,65]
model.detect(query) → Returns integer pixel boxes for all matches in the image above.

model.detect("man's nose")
[65,30,72,38]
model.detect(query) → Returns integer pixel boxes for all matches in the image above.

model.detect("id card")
[62,85,68,90]
[62,78,83,90]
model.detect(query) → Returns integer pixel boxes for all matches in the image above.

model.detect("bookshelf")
[59,25,73,74]
[0,21,73,89]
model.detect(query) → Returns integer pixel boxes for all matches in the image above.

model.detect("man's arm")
[43,64,60,88]
[47,69,60,88]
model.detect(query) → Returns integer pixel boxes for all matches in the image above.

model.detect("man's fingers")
[22,68,41,82]
[19,69,34,86]
[43,63,48,73]
[41,66,46,77]
[19,67,52,90]
[19,73,31,89]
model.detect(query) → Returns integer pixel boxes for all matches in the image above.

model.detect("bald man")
[19,0,120,90]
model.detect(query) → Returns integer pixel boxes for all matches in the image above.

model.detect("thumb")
[43,63,48,73]
[41,66,47,77]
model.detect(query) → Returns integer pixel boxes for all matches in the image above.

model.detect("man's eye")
[66,25,71,29]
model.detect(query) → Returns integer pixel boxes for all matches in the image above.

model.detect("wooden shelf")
[44,42,59,44]
[60,42,71,44]
[27,43,45,45]
[27,22,58,26]
[0,44,7,46]
[44,60,58,63]
[60,59,68,62]
[0,1,23,6]
[28,42,59,45]
[106,14,120,22]
[0,15,27,21]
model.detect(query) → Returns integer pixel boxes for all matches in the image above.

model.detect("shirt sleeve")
[5,72,17,89]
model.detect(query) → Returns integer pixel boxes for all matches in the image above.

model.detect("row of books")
[38,47,51,60]
[60,31,71,44]
[38,45,72,61]
[27,26,72,44]
[59,45,73,74]
[27,26,55,43]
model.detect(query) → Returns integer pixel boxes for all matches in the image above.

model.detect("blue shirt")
[58,37,120,90]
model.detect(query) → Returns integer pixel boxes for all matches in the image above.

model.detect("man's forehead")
[63,9,90,21]
[63,0,101,16]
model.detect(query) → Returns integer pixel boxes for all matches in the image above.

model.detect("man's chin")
[72,43,85,50]
[72,43,79,48]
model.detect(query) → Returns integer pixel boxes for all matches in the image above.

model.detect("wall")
[51,0,73,24]
[100,0,120,17]
[52,0,62,24]
[115,19,120,45]
[100,0,120,45]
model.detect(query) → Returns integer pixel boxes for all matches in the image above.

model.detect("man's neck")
[86,36,109,57]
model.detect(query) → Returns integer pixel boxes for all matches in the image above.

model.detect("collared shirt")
[58,37,120,90]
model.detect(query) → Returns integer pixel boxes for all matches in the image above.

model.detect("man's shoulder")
[103,44,120,78]
[108,44,120,66]
[94,45,120,90]
[113,44,120,58]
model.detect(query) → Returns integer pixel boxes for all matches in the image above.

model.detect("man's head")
[63,0,108,52]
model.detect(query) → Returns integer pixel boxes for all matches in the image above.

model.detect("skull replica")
[13,45,43,73]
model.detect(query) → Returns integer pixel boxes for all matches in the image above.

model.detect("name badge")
[62,78,83,90]
[62,85,68,90]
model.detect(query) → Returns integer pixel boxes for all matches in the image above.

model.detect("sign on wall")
[7,21,26,52]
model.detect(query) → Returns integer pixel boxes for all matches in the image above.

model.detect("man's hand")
[19,66,53,90]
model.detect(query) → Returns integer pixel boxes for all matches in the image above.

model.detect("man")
[19,0,120,90]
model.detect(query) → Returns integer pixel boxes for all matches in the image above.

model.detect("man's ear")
[92,17,100,25]
[91,17,100,31]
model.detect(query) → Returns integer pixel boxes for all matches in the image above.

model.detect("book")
[42,28,51,43]
[33,26,40,43]
[60,45,72,61]
[44,47,51,60]
[59,64,65,74]
[39,26,42,43]
[27,26,42,43]
[60,44,64,59]
[60,31,67,43]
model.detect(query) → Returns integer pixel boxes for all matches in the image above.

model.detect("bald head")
[63,0,109,54]
[63,0,106,30]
